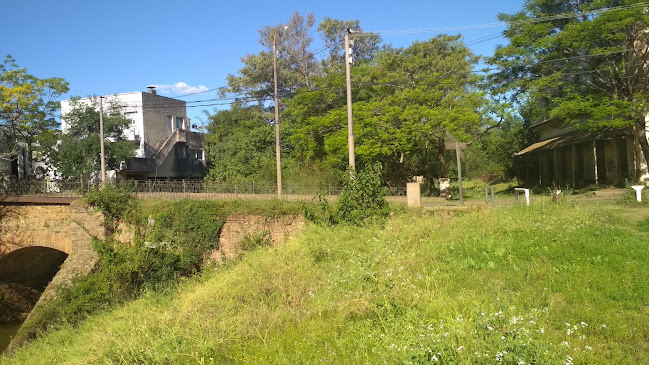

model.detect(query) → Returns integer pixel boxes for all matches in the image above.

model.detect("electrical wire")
[93,47,641,112]
[354,2,649,37]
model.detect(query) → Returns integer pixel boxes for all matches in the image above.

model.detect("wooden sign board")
[445,142,467,150]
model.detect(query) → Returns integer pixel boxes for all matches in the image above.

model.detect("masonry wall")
[142,93,187,158]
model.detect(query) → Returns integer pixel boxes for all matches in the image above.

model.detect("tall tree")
[317,17,382,67]
[204,104,276,183]
[223,12,318,102]
[48,97,135,180]
[489,0,649,166]
[0,55,69,177]
[286,35,486,185]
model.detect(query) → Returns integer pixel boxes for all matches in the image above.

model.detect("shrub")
[301,194,337,226]
[21,200,226,337]
[83,184,138,234]
[337,164,389,225]
[144,200,225,274]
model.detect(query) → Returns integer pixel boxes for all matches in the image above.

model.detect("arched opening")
[0,246,68,353]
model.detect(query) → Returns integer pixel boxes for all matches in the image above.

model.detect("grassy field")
[2,202,649,364]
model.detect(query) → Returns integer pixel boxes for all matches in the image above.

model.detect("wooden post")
[593,140,599,187]
[345,29,355,171]
[444,134,467,205]
[571,144,576,187]
[633,125,639,183]
[538,153,542,186]
[553,149,558,185]
[526,155,530,186]
[273,32,283,198]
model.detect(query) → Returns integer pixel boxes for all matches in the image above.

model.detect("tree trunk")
[26,143,34,179]
[636,117,649,182]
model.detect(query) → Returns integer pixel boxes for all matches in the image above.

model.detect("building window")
[176,117,184,130]
[190,149,204,160]
[167,115,173,132]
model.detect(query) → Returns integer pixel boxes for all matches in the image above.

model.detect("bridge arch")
[0,246,69,291]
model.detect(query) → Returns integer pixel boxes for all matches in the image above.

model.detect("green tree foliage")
[489,0,649,165]
[287,35,486,185]
[84,184,139,234]
[223,12,318,101]
[48,97,136,180]
[209,15,494,188]
[317,17,382,68]
[464,117,528,180]
[0,55,69,176]
[204,104,276,183]
[337,164,389,225]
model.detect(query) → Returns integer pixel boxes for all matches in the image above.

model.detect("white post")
[631,185,644,202]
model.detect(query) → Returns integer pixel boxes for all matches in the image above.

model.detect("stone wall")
[0,202,106,351]
[212,214,304,261]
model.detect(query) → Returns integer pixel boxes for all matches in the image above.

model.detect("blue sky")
[1,0,525,125]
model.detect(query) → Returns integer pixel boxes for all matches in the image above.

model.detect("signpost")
[445,131,467,205]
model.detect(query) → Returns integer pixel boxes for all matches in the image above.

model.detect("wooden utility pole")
[273,31,282,197]
[344,28,355,170]
[99,96,106,186]
[445,131,467,205]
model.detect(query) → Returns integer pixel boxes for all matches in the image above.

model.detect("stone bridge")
[0,199,105,326]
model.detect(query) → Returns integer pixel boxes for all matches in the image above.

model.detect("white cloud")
[151,82,209,95]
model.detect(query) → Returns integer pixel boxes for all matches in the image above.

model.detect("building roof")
[515,129,631,156]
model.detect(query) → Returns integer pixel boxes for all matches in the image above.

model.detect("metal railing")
[0,179,408,201]
[0,180,84,197]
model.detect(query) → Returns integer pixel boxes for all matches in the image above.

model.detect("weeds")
[303,164,389,226]
[4,204,649,364]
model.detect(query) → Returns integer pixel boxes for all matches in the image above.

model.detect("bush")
[337,164,389,225]
[21,200,226,337]
[144,200,225,274]
[301,194,337,226]
[83,184,138,234]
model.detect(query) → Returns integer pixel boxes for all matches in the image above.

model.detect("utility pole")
[273,31,283,197]
[445,131,467,205]
[344,28,355,171]
[99,96,106,186]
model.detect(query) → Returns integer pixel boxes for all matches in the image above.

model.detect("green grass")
[449,179,519,201]
[3,203,649,364]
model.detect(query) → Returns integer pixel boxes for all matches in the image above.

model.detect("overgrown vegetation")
[620,182,649,206]
[302,164,389,226]
[3,203,649,364]
[14,191,230,346]
[337,164,389,225]
[83,184,139,234]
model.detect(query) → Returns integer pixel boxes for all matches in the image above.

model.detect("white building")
[60,88,205,180]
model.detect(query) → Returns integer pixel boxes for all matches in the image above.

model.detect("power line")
[103,48,640,112]
[170,87,219,98]
[354,2,649,37]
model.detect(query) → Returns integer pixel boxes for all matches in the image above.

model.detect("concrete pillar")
[407,183,421,207]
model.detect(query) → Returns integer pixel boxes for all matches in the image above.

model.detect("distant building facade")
[60,88,206,180]
[0,142,49,181]
[515,117,649,188]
